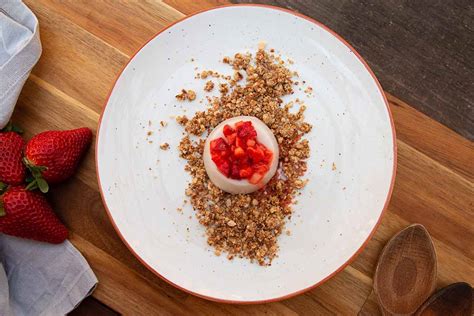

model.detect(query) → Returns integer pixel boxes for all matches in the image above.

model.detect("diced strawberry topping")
[237,121,257,140]
[249,172,264,184]
[210,138,229,153]
[226,133,237,145]
[223,124,235,136]
[234,147,245,158]
[210,120,273,183]
[217,160,230,176]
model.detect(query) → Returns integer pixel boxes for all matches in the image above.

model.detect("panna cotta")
[203,116,279,194]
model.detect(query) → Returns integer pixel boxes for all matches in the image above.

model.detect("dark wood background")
[233,0,474,140]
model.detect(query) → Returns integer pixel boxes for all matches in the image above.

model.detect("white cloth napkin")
[0,0,41,129]
[0,1,99,315]
[0,235,98,316]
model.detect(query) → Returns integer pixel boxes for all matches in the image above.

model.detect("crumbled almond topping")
[204,80,215,92]
[177,49,312,265]
[219,83,229,95]
[176,89,196,101]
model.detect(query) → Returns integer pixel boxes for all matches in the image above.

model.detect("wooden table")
[13,1,473,315]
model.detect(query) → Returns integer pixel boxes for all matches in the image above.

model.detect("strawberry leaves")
[1,121,23,134]
[23,158,49,193]
[2,126,91,194]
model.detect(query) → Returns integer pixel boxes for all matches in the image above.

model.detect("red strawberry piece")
[247,146,265,163]
[249,172,264,184]
[234,147,245,158]
[230,163,241,179]
[225,132,237,145]
[217,160,230,177]
[264,149,273,162]
[210,138,228,153]
[0,132,26,185]
[235,137,245,149]
[236,121,257,140]
[0,187,68,244]
[24,128,92,191]
[239,166,253,179]
[234,121,244,129]
[255,164,269,174]
[246,139,256,147]
[223,124,235,136]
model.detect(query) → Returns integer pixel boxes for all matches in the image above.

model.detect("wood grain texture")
[38,0,184,57]
[415,282,473,316]
[10,0,474,315]
[374,225,437,315]
[163,0,229,15]
[232,0,474,141]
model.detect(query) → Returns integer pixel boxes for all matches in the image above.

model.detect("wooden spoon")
[374,224,437,315]
[415,282,472,316]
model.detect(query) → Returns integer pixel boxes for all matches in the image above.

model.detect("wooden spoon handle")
[358,289,382,316]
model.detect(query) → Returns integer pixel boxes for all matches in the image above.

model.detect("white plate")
[96,5,396,303]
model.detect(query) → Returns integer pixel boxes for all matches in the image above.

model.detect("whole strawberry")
[0,187,68,244]
[24,128,92,192]
[0,132,26,185]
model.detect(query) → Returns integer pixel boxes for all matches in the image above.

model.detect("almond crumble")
[176,115,189,126]
[178,49,312,265]
[176,89,196,101]
[218,83,229,95]
[204,80,215,92]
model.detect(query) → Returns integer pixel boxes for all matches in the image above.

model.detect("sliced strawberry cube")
[255,164,269,174]
[237,121,257,139]
[249,172,264,184]
[264,149,273,162]
[212,154,228,168]
[226,133,237,144]
[234,147,245,158]
[239,167,253,178]
[246,139,256,147]
[256,146,265,157]
[235,137,245,149]
[247,146,264,163]
[216,160,230,177]
[230,164,241,179]
[246,147,256,158]
[223,124,235,136]
[210,140,217,150]
[234,121,245,129]
[210,138,229,152]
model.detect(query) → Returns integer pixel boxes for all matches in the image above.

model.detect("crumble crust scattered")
[176,89,196,101]
[177,49,312,265]
[204,80,215,92]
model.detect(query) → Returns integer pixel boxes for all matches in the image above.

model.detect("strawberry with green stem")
[24,128,92,193]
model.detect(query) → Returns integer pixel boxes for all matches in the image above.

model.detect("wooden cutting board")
[13,1,473,314]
